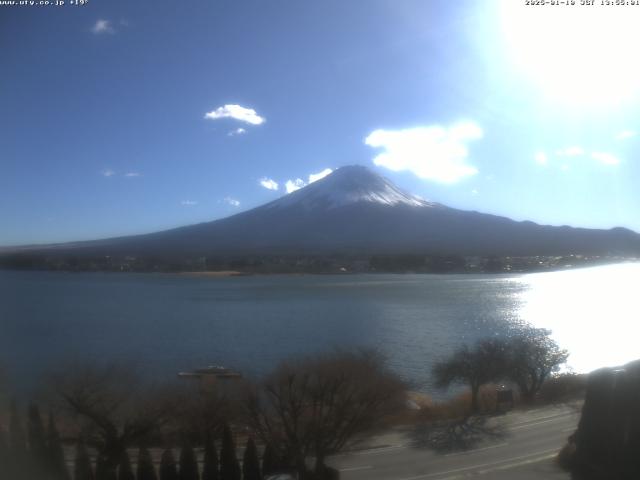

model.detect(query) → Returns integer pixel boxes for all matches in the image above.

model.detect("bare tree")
[432,339,508,414]
[246,349,406,479]
[52,363,178,477]
[505,328,568,403]
[171,381,239,445]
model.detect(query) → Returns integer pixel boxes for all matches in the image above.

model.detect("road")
[329,404,580,480]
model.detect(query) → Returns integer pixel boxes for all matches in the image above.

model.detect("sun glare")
[516,263,640,373]
[500,1,640,107]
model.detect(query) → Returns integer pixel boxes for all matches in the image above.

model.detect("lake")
[1,263,638,395]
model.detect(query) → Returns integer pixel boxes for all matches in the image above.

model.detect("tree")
[261,443,278,477]
[96,453,117,480]
[179,444,199,480]
[28,404,48,474]
[432,339,508,414]
[202,435,219,480]
[246,349,406,479]
[242,438,261,480]
[117,450,135,480]
[54,364,177,477]
[505,328,569,403]
[0,427,11,479]
[174,383,236,446]
[47,412,71,480]
[219,424,240,480]
[9,400,27,476]
[74,441,94,480]
[137,447,157,480]
[160,448,178,480]
[9,400,26,455]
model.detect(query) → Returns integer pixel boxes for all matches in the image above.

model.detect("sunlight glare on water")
[516,263,640,373]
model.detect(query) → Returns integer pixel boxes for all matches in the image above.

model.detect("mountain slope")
[5,165,640,257]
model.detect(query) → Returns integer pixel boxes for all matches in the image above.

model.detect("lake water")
[1,263,638,395]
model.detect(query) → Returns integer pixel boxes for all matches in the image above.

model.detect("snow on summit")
[269,165,436,210]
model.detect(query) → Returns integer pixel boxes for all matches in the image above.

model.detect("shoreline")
[2,259,638,277]
[178,270,249,277]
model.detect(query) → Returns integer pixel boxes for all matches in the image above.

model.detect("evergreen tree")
[0,427,6,462]
[95,454,107,480]
[27,404,48,472]
[96,453,118,480]
[261,444,277,478]
[74,441,94,480]
[219,425,240,480]
[179,444,199,480]
[159,448,178,480]
[9,400,27,477]
[47,412,71,480]
[137,447,158,480]
[0,427,14,479]
[242,438,261,480]
[202,435,219,480]
[9,400,26,455]
[117,450,135,480]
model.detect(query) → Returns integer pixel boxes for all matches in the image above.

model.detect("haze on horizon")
[2,0,640,246]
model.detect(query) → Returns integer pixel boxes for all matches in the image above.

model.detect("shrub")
[242,438,260,480]
[179,444,199,480]
[160,448,178,480]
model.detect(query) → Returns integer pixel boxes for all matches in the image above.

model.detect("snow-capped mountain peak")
[267,165,436,210]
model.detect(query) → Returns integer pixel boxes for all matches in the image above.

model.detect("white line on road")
[342,444,407,456]
[339,465,373,472]
[508,411,577,428]
[474,453,557,476]
[396,448,559,480]
[509,417,571,431]
[444,442,508,457]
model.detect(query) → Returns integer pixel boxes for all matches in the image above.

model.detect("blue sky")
[2,0,640,246]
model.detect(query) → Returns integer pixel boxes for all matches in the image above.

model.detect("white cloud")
[591,151,620,166]
[534,151,548,165]
[282,168,333,194]
[259,177,279,191]
[539,147,621,169]
[101,169,116,177]
[285,179,306,193]
[92,19,115,35]
[223,196,241,207]
[556,146,585,157]
[181,200,198,206]
[616,130,636,140]
[471,189,479,195]
[308,168,333,183]
[364,122,482,184]
[124,172,141,178]
[227,128,246,137]
[204,105,265,125]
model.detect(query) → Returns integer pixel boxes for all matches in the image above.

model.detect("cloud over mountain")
[365,122,482,183]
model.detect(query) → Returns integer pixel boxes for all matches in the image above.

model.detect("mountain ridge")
[2,165,640,259]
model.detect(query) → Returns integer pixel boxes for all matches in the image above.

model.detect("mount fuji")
[5,165,640,258]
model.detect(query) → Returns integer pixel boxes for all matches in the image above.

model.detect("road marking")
[396,448,559,480]
[339,465,373,472]
[508,411,577,428]
[342,444,407,456]
[509,417,571,431]
[444,443,508,457]
[474,453,556,476]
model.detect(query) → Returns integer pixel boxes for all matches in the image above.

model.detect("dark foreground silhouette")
[560,359,640,479]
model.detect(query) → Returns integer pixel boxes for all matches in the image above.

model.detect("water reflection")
[516,262,640,373]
